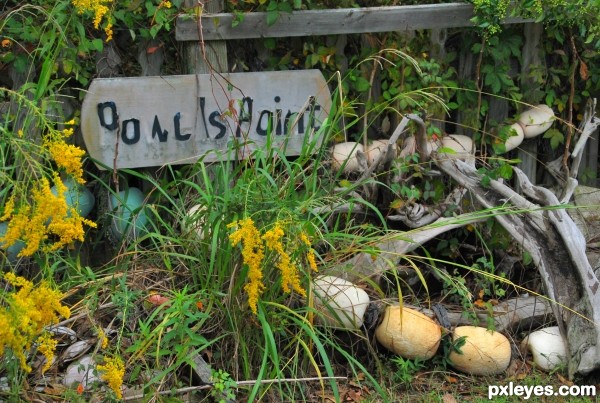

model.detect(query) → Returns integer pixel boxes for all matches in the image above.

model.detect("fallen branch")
[326,210,488,282]
[122,376,347,401]
[400,295,553,332]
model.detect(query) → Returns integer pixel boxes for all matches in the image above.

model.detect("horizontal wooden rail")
[176,3,532,41]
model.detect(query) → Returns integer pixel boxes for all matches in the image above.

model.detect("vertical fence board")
[518,23,543,184]
[183,0,228,73]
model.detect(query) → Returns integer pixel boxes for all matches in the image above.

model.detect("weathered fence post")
[183,0,228,74]
[518,23,543,184]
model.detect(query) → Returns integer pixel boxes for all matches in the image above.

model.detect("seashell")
[46,325,77,346]
[62,339,94,363]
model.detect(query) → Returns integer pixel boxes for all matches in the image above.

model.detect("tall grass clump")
[88,83,393,400]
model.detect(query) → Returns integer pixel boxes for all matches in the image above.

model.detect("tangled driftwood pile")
[322,99,600,378]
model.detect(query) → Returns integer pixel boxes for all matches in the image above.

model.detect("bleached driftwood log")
[404,295,553,332]
[436,156,600,378]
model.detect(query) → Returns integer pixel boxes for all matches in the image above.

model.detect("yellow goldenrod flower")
[0,273,70,372]
[97,356,125,399]
[1,195,15,221]
[0,175,96,256]
[98,327,108,349]
[300,232,319,272]
[263,224,306,297]
[229,218,265,314]
[71,0,113,40]
[45,141,86,184]
[37,332,58,373]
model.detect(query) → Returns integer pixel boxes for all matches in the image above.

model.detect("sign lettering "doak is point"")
[81,70,331,169]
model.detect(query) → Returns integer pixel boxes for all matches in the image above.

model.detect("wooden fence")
[170,3,597,186]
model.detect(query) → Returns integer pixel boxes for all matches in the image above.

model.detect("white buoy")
[518,105,555,138]
[331,142,365,174]
[366,140,396,166]
[503,123,525,152]
[312,275,370,330]
[521,326,566,372]
[438,135,475,163]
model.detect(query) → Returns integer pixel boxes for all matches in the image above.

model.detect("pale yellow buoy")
[375,306,442,360]
[449,326,511,375]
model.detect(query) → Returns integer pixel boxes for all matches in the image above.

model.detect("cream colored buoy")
[375,306,441,360]
[399,136,439,158]
[502,123,525,152]
[185,204,207,239]
[449,326,511,375]
[366,140,396,166]
[521,326,566,372]
[438,134,475,163]
[518,105,555,138]
[331,142,365,174]
[312,275,370,330]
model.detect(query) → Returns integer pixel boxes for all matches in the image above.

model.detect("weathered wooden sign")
[81,70,331,169]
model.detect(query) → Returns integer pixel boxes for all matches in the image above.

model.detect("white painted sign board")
[81,70,331,169]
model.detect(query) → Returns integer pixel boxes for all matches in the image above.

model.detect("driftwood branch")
[326,211,487,281]
[436,156,600,378]
[402,295,553,332]
[546,98,600,203]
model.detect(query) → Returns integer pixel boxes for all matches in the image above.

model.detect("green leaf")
[437,146,457,154]
[278,1,293,13]
[63,59,73,74]
[266,10,279,26]
[91,38,104,52]
[353,76,370,92]
[263,37,276,50]
[497,163,513,179]
[543,128,564,150]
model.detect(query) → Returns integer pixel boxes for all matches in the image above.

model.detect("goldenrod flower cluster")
[43,120,86,184]
[97,356,125,399]
[0,174,97,257]
[228,218,318,314]
[228,218,265,314]
[71,0,114,41]
[0,273,71,372]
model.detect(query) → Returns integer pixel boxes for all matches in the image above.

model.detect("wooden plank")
[81,70,332,170]
[176,3,533,41]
